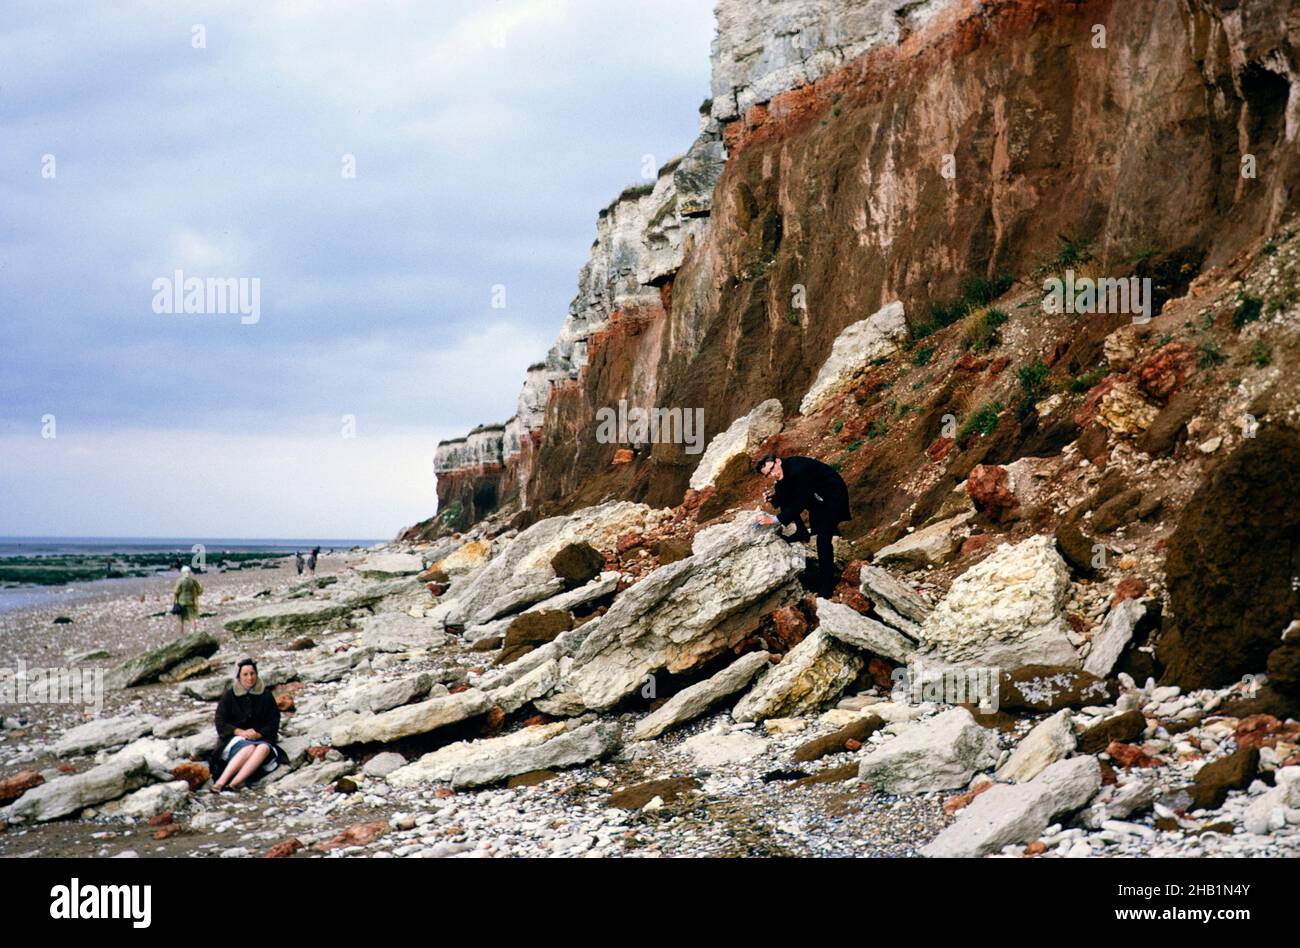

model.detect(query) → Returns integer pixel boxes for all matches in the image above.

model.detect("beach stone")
[920,756,1102,857]
[0,770,44,803]
[432,502,659,628]
[485,658,561,714]
[267,760,356,794]
[497,610,573,666]
[1079,709,1146,754]
[356,613,449,653]
[632,651,771,740]
[1243,766,1300,834]
[918,536,1078,671]
[1076,776,1158,829]
[53,714,160,758]
[98,780,190,820]
[799,300,906,414]
[1083,598,1146,678]
[857,564,931,624]
[151,709,210,739]
[680,727,769,768]
[298,648,373,684]
[568,515,805,710]
[857,707,999,793]
[994,710,1076,783]
[732,628,862,723]
[873,513,971,568]
[793,714,884,763]
[999,666,1117,713]
[104,631,219,690]
[338,673,433,715]
[388,721,620,790]
[362,752,408,778]
[224,599,359,638]
[328,689,492,746]
[3,756,152,823]
[157,655,212,684]
[1188,747,1259,811]
[357,553,425,579]
[550,542,605,588]
[815,597,917,663]
[689,397,784,491]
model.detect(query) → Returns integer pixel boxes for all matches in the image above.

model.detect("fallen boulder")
[689,398,784,491]
[567,516,805,710]
[4,756,152,823]
[994,709,1076,783]
[732,629,862,723]
[328,689,492,746]
[918,535,1079,671]
[631,651,771,740]
[104,631,219,689]
[815,597,917,663]
[799,300,906,415]
[856,707,999,793]
[1083,598,1146,678]
[53,714,160,758]
[920,755,1102,857]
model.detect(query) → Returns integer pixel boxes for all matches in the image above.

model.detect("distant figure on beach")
[170,556,183,572]
[103,558,113,578]
[307,547,318,575]
[171,565,202,635]
[295,551,304,575]
[207,657,288,793]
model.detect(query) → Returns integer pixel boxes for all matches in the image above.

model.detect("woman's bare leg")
[227,745,272,788]
[214,746,255,789]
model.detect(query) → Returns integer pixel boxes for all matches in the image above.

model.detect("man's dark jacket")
[771,455,851,535]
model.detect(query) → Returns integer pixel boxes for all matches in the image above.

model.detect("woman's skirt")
[221,736,281,777]
[176,602,199,621]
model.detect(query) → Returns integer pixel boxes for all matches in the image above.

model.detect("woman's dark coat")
[771,455,851,535]
[207,682,289,782]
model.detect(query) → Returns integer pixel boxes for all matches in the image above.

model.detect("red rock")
[959,534,994,557]
[1044,337,1071,367]
[482,705,506,737]
[1107,740,1159,768]
[943,781,992,815]
[148,812,173,827]
[171,762,210,792]
[840,560,864,587]
[523,714,551,728]
[306,745,330,762]
[434,787,455,798]
[956,353,990,372]
[965,464,1018,520]
[866,657,895,691]
[426,582,448,597]
[927,437,954,462]
[1066,613,1088,636]
[0,821,8,834]
[152,824,184,841]
[836,588,873,616]
[1235,714,1300,750]
[315,819,388,852]
[1135,343,1196,402]
[616,531,642,553]
[612,448,634,464]
[988,355,1011,375]
[58,763,76,774]
[1111,577,1149,606]
[275,692,295,712]
[0,770,44,802]
[771,604,810,649]
[265,837,303,858]
[1024,840,1048,856]
[844,738,862,751]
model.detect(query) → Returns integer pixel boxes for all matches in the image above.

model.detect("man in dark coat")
[755,453,850,597]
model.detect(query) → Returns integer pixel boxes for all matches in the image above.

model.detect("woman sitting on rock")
[208,657,289,793]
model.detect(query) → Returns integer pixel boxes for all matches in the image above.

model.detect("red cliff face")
[423,0,1300,539]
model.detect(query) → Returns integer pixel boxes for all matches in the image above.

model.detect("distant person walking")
[294,551,304,576]
[207,658,288,793]
[172,565,203,635]
[754,453,851,598]
[307,547,318,575]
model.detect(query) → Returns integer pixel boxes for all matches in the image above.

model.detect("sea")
[0,536,385,614]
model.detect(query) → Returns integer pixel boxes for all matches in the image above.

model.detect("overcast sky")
[0,0,715,540]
